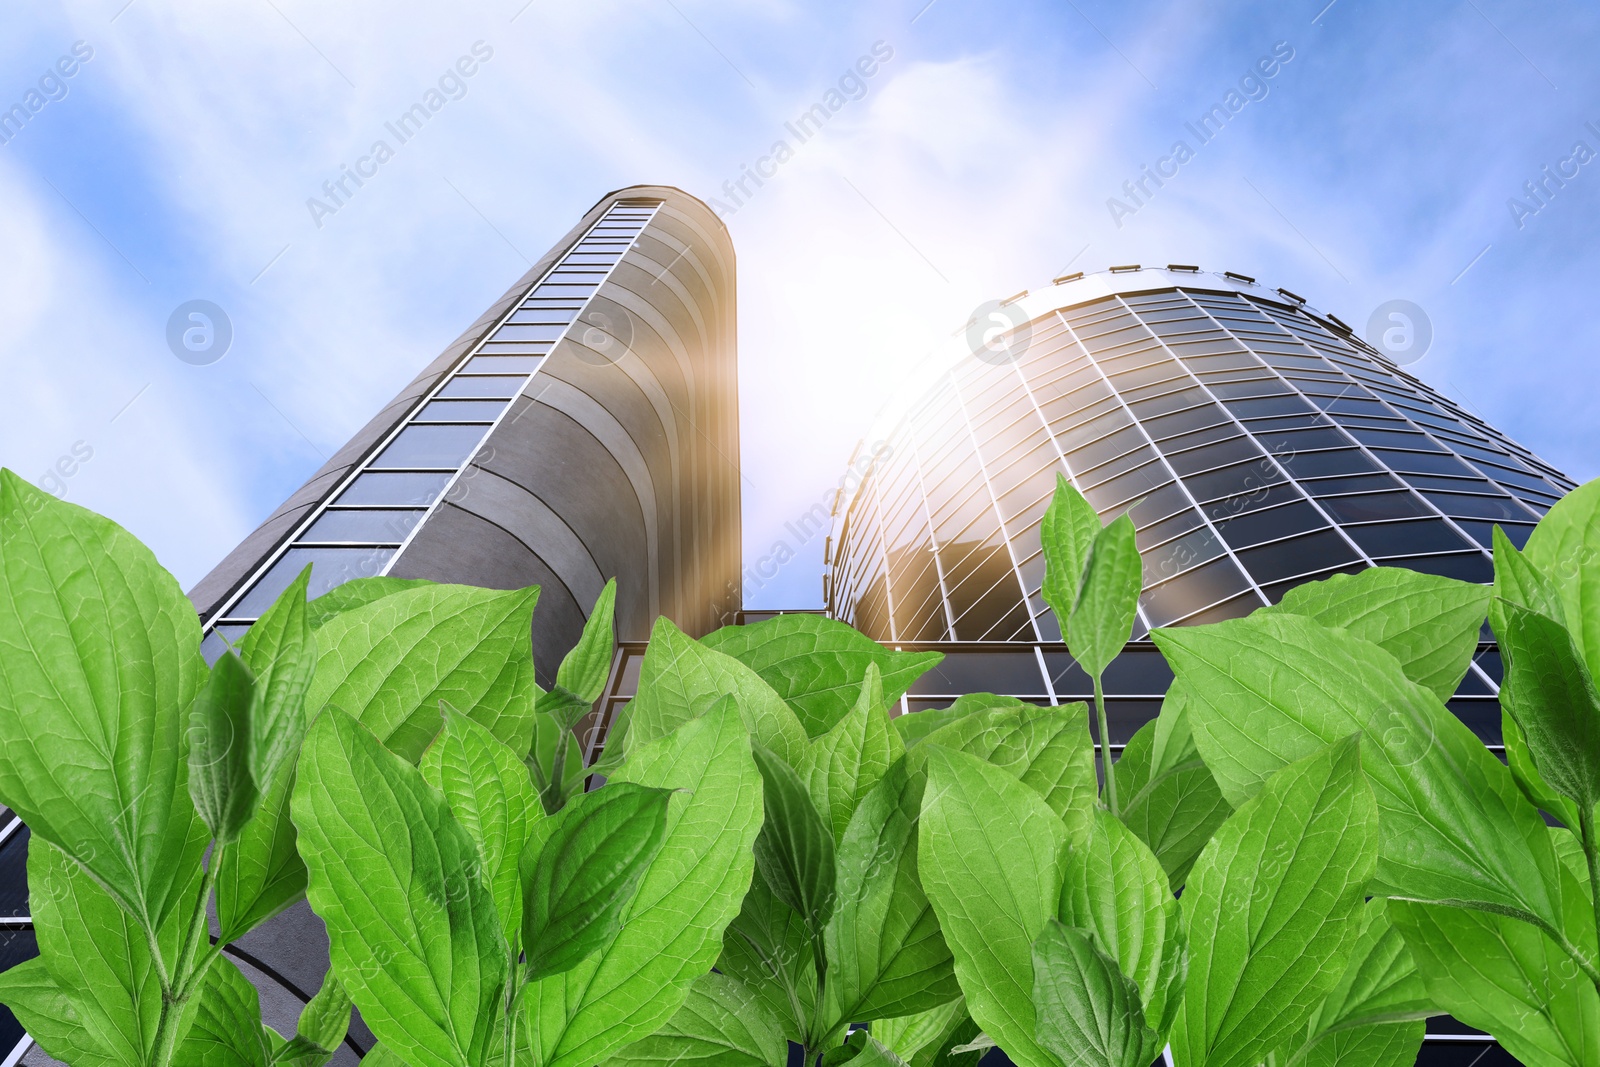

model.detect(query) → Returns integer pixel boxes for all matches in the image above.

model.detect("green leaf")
[1172,736,1378,1067]
[1065,515,1141,680]
[0,957,117,1067]
[1114,690,1231,889]
[1503,705,1582,826]
[1291,1023,1424,1067]
[607,972,787,1067]
[1391,897,1600,1067]
[521,780,671,980]
[304,576,434,628]
[291,707,505,1067]
[0,469,208,929]
[173,958,271,1067]
[527,711,588,816]
[829,1032,912,1067]
[305,582,541,763]
[1040,473,1101,627]
[1490,595,1600,817]
[217,569,320,941]
[803,664,905,842]
[871,998,968,1064]
[1155,612,1568,942]
[27,835,191,1067]
[915,702,1096,843]
[521,694,763,1067]
[189,652,261,844]
[1492,524,1567,623]
[717,871,816,1043]
[422,703,545,951]
[1266,565,1490,701]
[700,614,942,737]
[917,745,1066,1067]
[1308,899,1431,1031]
[269,974,353,1067]
[629,616,809,767]
[555,576,617,707]
[893,694,1025,749]
[1522,475,1600,681]
[1030,919,1155,1067]
[752,742,838,936]
[1057,808,1179,1033]
[824,757,959,1030]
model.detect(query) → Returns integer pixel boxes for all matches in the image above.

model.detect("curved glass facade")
[829,267,1574,644]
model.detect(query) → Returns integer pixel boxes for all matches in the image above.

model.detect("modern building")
[820,264,1573,1064]
[2,184,741,1067]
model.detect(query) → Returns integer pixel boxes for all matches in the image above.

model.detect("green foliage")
[1030,919,1154,1067]
[700,613,941,736]
[188,652,261,845]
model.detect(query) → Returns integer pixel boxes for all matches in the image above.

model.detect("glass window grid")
[205,200,661,636]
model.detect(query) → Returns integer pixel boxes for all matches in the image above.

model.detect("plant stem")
[1580,806,1600,999]
[1093,673,1118,815]
[150,849,223,1067]
[548,731,570,812]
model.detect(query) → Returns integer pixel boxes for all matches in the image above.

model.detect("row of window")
[202,201,662,660]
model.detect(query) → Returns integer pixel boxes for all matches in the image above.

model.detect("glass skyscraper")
[2,185,742,1067]
[824,264,1571,1064]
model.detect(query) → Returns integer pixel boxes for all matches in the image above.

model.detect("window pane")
[1317,490,1431,524]
[438,376,524,399]
[461,355,541,374]
[1237,529,1360,584]
[490,323,565,342]
[335,471,451,506]
[1345,519,1473,559]
[372,425,486,469]
[1166,436,1261,476]
[1184,459,1285,504]
[1423,491,1534,522]
[1301,473,1402,496]
[1214,500,1327,549]
[1142,556,1253,627]
[302,509,425,544]
[1368,449,1476,477]
[415,399,506,423]
[1279,448,1379,479]
[229,547,396,618]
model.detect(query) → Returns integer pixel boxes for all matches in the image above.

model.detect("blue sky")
[1,0,1596,612]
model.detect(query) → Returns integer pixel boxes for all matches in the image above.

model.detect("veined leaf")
[803,664,905,842]
[1493,524,1567,622]
[914,702,1096,843]
[526,712,587,816]
[521,695,762,1067]
[292,707,505,1067]
[0,470,208,930]
[1267,566,1490,701]
[305,582,541,763]
[271,974,353,1067]
[1490,596,1600,817]
[1522,476,1600,682]
[422,703,544,951]
[1173,736,1378,1067]
[1030,919,1155,1067]
[521,780,671,981]
[1058,808,1179,1033]
[1503,706,1581,827]
[189,652,260,844]
[871,998,968,1065]
[607,971,787,1067]
[752,743,837,936]
[173,957,271,1067]
[0,957,117,1067]
[1155,613,1568,944]
[700,614,941,737]
[1039,473,1100,626]
[893,694,1025,749]
[554,577,617,708]
[304,576,433,629]
[1114,691,1231,889]
[629,617,808,767]
[27,836,191,1067]
[824,757,959,1031]
[1065,515,1141,680]
[1391,897,1600,1067]
[1292,1023,1424,1067]
[217,568,319,941]
[918,745,1066,1067]
[717,871,816,1044]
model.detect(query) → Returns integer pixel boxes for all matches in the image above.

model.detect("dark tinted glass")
[1316,491,1430,524]
[1279,449,1379,479]
[1214,500,1327,548]
[1237,529,1360,583]
[0,823,29,917]
[1166,436,1261,476]
[1369,449,1476,477]
[1423,492,1534,522]
[1345,519,1473,559]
